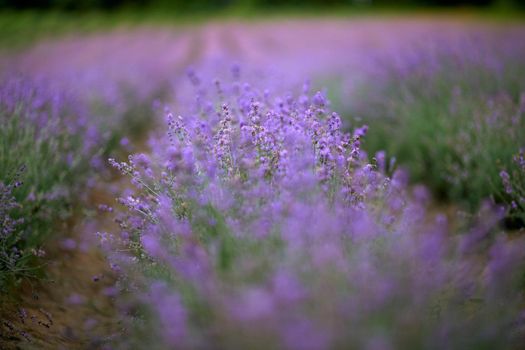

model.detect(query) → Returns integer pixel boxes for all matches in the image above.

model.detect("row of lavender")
[343,27,525,224]
[0,73,158,290]
[101,65,525,349]
[0,77,94,288]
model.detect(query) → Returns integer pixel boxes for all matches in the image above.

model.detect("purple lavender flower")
[104,69,525,350]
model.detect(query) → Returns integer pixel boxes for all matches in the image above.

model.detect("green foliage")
[499,150,525,226]
[0,11,143,50]
[1,118,80,242]
[351,50,525,214]
[0,77,158,290]
[0,115,82,288]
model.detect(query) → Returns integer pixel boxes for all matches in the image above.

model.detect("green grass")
[0,7,523,52]
[0,11,143,51]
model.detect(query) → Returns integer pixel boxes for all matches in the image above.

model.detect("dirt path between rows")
[0,194,119,349]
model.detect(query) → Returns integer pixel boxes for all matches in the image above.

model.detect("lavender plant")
[347,31,525,219]
[0,170,30,287]
[105,70,525,349]
[500,149,525,226]
[0,77,89,288]
[0,75,141,290]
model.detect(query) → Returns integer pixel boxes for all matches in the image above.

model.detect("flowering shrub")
[106,70,525,349]
[0,75,153,290]
[347,32,525,217]
[500,149,525,226]
[0,77,88,288]
[0,170,28,287]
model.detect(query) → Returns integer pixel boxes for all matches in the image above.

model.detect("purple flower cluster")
[500,149,525,223]
[0,173,26,280]
[107,69,525,349]
[344,30,525,218]
[0,76,104,164]
[0,73,148,287]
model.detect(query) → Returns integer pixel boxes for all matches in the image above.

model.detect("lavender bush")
[346,31,525,219]
[0,169,29,288]
[0,77,90,286]
[500,149,525,226]
[104,70,525,349]
[0,74,155,290]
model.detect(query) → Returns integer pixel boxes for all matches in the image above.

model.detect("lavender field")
[1,11,525,350]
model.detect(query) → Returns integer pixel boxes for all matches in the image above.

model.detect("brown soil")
[0,190,120,350]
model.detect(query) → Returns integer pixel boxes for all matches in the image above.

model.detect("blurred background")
[1,0,524,12]
[0,0,523,213]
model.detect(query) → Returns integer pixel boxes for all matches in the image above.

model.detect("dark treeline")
[0,0,522,11]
